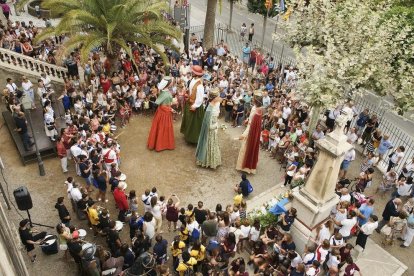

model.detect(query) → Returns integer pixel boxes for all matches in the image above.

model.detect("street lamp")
[21,96,46,176]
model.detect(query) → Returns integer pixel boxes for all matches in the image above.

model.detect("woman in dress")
[44,100,58,141]
[22,76,35,109]
[196,87,222,169]
[236,91,263,174]
[147,77,175,152]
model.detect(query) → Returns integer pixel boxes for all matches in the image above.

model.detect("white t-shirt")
[391,151,404,164]
[316,246,329,263]
[329,236,344,247]
[150,204,162,218]
[343,149,356,162]
[240,225,251,238]
[290,253,302,268]
[303,252,316,267]
[398,183,412,196]
[144,219,156,239]
[6,83,17,93]
[249,227,260,241]
[339,193,351,203]
[317,225,331,245]
[339,217,357,237]
[282,106,292,119]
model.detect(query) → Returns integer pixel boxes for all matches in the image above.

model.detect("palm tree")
[228,0,239,31]
[203,0,218,50]
[35,0,181,72]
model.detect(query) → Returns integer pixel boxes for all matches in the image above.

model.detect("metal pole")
[278,44,284,66]
[270,15,279,56]
[261,8,270,49]
[25,110,46,176]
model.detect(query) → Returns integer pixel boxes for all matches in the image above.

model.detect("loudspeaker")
[13,186,33,211]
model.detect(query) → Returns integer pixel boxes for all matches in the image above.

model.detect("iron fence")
[188,23,296,69]
[351,96,414,173]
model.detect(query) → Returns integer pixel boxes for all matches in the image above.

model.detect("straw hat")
[191,65,204,76]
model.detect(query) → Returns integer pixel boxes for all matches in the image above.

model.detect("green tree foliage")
[34,0,181,70]
[247,0,280,17]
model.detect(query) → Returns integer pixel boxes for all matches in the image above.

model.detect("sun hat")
[191,65,204,76]
[157,76,172,90]
[118,181,127,190]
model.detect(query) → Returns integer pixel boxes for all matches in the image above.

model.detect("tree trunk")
[308,105,322,139]
[203,0,218,50]
[228,0,234,31]
[261,13,268,49]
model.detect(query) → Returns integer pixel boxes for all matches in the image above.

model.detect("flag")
[280,0,285,13]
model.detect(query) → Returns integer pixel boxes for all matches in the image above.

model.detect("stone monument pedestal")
[290,114,353,253]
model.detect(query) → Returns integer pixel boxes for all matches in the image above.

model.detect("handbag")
[380,224,392,236]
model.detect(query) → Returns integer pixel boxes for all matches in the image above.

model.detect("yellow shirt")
[179,227,189,241]
[176,258,197,276]
[190,245,206,261]
[171,241,186,257]
[233,194,243,206]
[185,210,195,221]
[87,207,99,225]
[103,123,110,134]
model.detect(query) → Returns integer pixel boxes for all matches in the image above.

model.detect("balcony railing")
[0,48,68,83]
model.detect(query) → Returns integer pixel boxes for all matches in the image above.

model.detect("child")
[239,200,247,220]
[143,97,150,116]
[261,127,270,149]
[233,188,243,207]
[185,204,195,222]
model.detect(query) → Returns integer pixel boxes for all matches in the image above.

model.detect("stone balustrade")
[0,48,68,83]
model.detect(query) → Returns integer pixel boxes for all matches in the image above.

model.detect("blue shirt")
[358,204,374,225]
[242,46,251,59]
[378,139,393,155]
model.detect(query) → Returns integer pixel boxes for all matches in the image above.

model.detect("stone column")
[290,114,353,252]
[0,202,29,275]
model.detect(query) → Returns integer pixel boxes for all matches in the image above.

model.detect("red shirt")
[100,77,112,94]
[56,142,67,158]
[261,129,270,143]
[113,188,129,211]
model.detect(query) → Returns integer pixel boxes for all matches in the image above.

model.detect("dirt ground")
[0,96,412,275]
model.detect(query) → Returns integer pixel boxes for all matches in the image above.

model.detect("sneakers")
[400,244,408,248]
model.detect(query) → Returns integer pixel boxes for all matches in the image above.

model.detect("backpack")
[247,181,253,194]
[304,253,316,266]
[191,228,200,241]
[322,251,331,271]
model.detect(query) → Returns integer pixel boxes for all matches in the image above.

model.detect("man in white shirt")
[6,78,18,94]
[69,182,83,203]
[356,214,378,250]
[339,188,352,203]
[334,210,357,240]
[312,125,325,141]
[262,91,271,108]
[180,65,205,144]
[388,146,405,172]
[393,177,412,198]
[40,73,52,90]
[282,103,292,122]
[346,127,358,144]
[339,147,356,179]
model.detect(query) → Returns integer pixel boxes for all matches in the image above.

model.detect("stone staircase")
[0,48,68,84]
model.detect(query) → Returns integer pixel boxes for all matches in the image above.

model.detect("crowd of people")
[2,10,414,276]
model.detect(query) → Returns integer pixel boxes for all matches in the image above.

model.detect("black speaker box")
[13,186,33,211]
